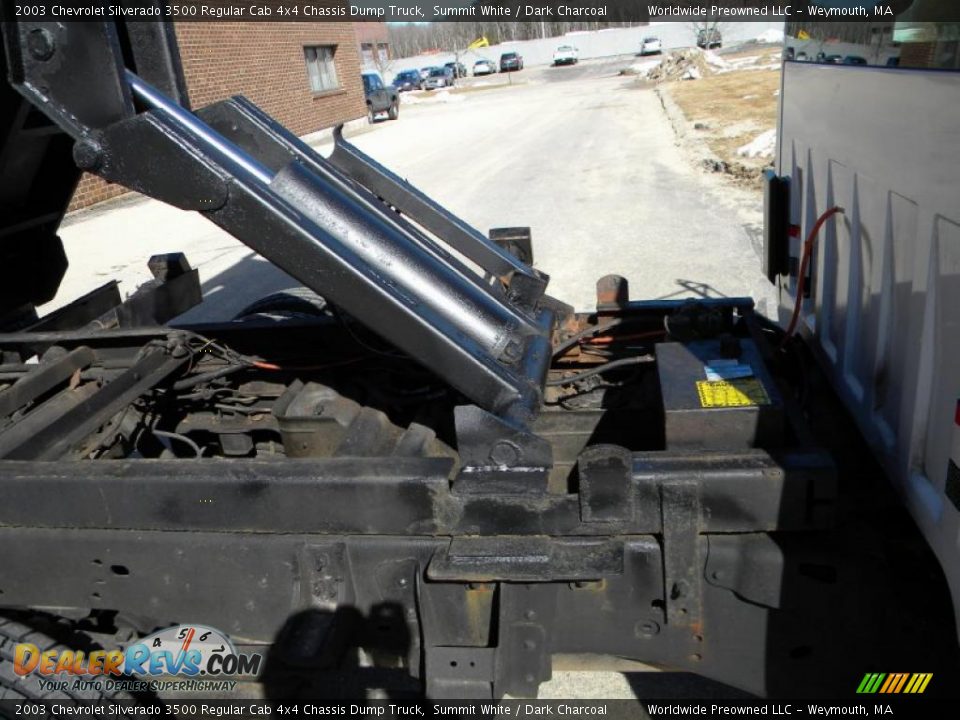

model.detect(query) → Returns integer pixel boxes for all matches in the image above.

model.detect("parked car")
[361,72,399,123]
[697,29,722,49]
[500,52,524,72]
[419,67,433,80]
[796,51,809,61]
[552,45,579,66]
[422,66,454,90]
[444,61,468,79]
[843,55,868,65]
[640,37,662,55]
[473,58,497,76]
[392,69,422,92]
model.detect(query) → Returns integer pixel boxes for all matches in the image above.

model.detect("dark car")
[444,61,468,79]
[500,52,524,72]
[696,29,722,49]
[843,55,868,65]
[392,69,422,92]
[362,72,399,123]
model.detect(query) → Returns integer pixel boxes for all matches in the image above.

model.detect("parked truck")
[0,10,957,703]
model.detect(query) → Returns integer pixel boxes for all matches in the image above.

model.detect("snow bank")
[737,128,777,158]
[619,62,653,77]
[704,51,729,70]
[756,28,785,44]
[401,90,466,105]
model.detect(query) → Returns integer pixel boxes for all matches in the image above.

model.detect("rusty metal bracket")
[660,482,703,628]
[493,584,555,699]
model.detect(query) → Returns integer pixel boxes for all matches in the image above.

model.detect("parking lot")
[57,54,776,325]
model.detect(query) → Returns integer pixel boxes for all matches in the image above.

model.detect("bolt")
[524,610,536,620]
[73,140,103,171]
[501,340,523,364]
[397,577,409,588]
[27,28,56,61]
[689,653,702,662]
[635,619,660,638]
[710,570,723,581]
[490,440,520,467]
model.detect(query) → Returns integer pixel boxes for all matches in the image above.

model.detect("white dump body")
[777,57,960,628]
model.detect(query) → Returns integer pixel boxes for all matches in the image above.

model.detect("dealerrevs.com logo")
[14,624,262,693]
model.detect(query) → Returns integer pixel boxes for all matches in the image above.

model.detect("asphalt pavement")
[56,54,776,323]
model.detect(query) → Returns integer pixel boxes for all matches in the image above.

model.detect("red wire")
[778,206,844,350]
[250,357,364,372]
[585,330,667,345]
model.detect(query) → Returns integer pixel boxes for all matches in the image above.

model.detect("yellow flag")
[468,36,490,49]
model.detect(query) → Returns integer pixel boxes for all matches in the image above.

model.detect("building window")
[304,45,339,93]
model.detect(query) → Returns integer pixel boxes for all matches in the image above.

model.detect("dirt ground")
[666,48,781,188]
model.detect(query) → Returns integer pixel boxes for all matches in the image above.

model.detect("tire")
[234,288,330,322]
[387,101,399,120]
[0,614,128,706]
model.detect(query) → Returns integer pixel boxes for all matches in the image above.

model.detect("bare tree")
[371,47,394,80]
[387,20,650,60]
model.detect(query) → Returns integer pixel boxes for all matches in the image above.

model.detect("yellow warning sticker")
[696,379,771,408]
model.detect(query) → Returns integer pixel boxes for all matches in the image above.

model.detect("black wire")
[172,364,244,391]
[546,355,653,386]
[329,305,407,359]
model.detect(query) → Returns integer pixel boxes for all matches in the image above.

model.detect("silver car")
[422,67,454,90]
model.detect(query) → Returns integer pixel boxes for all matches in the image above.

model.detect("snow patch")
[756,28,786,44]
[737,129,777,159]
[704,51,729,69]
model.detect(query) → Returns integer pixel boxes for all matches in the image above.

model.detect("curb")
[301,117,368,146]
[654,85,723,169]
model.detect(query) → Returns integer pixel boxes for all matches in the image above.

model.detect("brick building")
[70,22,366,210]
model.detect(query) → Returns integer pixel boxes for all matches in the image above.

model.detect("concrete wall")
[387,22,784,81]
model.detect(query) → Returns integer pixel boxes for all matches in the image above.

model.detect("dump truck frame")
[0,12,957,701]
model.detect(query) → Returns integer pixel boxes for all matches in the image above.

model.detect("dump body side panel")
[777,58,960,630]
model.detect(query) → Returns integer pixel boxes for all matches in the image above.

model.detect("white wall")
[387,22,784,81]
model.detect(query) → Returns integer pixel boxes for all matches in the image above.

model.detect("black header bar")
[2,2,959,24]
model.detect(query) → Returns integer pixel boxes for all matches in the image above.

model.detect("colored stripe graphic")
[893,673,909,693]
[858,672,932,694]
[879,674,896,693]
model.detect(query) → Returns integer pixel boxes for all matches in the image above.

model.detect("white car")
[552,45,579,66]
[640,37,663,56]
[473,59,497,76]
